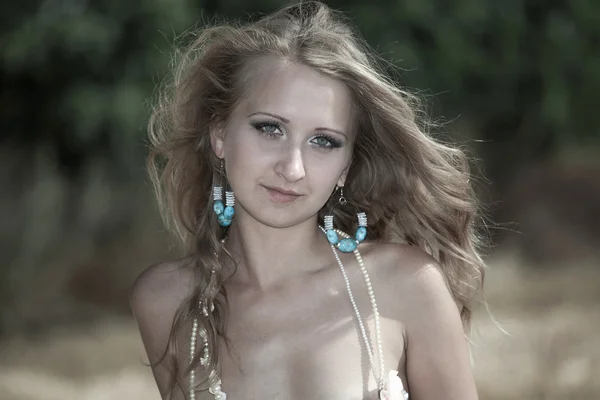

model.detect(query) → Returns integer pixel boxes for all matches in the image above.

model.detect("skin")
[130,58,478,400]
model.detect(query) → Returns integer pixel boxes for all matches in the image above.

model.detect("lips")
[262,185,303,203]
[263,186,302,196]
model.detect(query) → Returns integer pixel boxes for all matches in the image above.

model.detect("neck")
[222,212,331,291]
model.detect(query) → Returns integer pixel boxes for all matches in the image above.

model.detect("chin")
[244,205,317,229]
[257,214,310,229]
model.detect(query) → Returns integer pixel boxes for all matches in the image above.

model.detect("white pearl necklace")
[323,227,385,389]
[189,228,385,399]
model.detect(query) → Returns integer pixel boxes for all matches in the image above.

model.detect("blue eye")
[251,121,283,137]
[311,134,343,149]
[251,121,343,149]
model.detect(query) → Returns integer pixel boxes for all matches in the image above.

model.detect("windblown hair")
[147,1,485,397]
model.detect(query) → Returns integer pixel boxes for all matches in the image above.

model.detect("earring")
[212,159,235,227]
[324,186,367,253]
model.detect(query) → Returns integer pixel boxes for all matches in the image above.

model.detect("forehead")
[236,58,354,134]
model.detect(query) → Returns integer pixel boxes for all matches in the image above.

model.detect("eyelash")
[250,121,343,149]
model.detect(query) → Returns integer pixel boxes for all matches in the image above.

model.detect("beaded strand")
[323,227,385,389]
[190,302,226,400]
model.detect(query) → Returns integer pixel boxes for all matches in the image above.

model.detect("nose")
[275,146,306,182]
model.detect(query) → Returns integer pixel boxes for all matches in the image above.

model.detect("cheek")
[222,129,271,187]
[225,128,262,164]
[305,151,351,186]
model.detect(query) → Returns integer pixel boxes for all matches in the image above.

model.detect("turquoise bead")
[355,226,367,242]
[326,229,339,244]
[223,206,235,218]
[217,214,232,227]
[213,201,224,215]
[337,238,358,252]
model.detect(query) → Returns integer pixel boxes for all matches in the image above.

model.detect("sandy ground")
[472,254,600,399]
[1,255,599,400]
[0,320,159,400]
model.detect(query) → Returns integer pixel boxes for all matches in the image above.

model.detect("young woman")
[130,2,484,399]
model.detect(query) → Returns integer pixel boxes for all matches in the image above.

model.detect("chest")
[204,270,406,400]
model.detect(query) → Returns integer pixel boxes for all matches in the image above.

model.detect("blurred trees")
[1,0,599,333]
[1,0,202,333]
[341,0,600,188]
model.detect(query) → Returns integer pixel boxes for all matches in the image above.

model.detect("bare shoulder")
[129,256,197,363]
[365,241,447,289]
[365,246,477,398]
[129,257,197,399]
[130,256,196,317]
[364,241,457,320]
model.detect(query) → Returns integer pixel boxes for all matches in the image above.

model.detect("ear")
[209,124,225,159]
[337,165,350,187]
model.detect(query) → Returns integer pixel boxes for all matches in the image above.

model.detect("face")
[210,58,355,228]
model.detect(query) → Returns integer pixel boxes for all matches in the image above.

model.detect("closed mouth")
[263,185,303,196]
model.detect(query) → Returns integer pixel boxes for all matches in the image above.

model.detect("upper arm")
[130,259,194,400]
[402,261,478,400]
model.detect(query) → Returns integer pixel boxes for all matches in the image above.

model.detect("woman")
[131,2,484,399]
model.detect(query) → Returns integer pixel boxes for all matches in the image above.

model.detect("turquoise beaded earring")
[212,159,235,227]
[324,186,367,253]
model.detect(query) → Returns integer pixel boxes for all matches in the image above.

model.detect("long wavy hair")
[147,1,486,397]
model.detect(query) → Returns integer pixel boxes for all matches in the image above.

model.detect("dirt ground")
[1,254,599,400]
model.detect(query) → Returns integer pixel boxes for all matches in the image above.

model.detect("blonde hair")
[147,1,485,397]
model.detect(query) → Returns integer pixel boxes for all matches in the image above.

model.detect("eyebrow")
[247,111,348,138]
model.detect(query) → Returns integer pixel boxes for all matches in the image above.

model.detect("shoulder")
[130,258,197,398]
[129,257,196,360]
[366,241,448,292]
[365,241,458,322]
[366,243,478,399]
[130,256,196,316]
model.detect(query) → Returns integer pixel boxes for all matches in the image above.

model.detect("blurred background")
[1,0,599,399]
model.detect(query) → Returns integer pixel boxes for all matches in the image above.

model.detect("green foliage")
[333,0,600,182]
[2,0,200,175]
